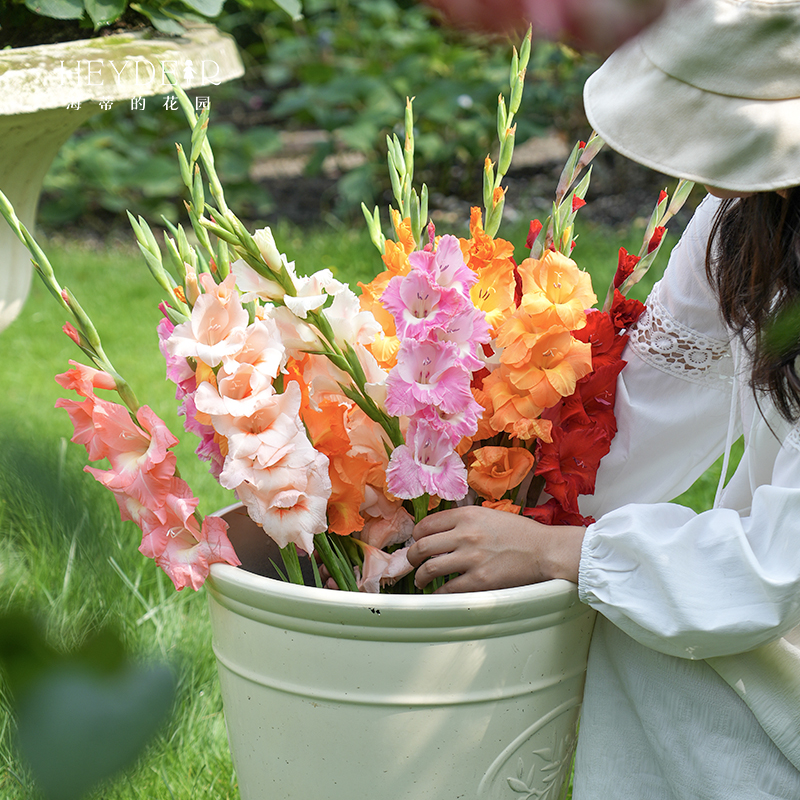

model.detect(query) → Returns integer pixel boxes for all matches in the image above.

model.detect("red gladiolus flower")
[526,219,543,249]
[524,497,595,527]
[573,310,628,369]
[614,247,640,288]
[647,226,666,254]
[535,422,610,511]
[609,290,646,332]
[572,196,586,212]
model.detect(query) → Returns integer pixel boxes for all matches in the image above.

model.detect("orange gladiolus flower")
[390,210,416,255]
[460,207,517,332]
[468,445,535,501]
[481,498,521,514]
[358,273,400,369]
[517,251,596,330]
[303,399,380,536]
[495,315,593,403]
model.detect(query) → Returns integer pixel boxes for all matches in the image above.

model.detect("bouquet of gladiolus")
[0,31,692,594]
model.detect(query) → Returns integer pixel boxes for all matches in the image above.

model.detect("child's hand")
[407,506,585,593]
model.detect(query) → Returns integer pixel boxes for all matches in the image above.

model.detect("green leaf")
[84,0,126,25]
[130,2,186,34]
[24,0,84,20]
[240,0,302,19]
[176,0,225,18]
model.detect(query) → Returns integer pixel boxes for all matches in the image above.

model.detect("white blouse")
[573,195,800,798]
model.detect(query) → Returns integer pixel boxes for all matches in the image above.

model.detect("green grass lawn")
[0,216,728,799]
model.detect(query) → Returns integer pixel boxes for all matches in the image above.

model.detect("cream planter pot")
[208,506,597,800]
[0,25,244,332]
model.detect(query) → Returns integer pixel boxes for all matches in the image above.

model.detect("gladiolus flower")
[647,226,666,254]
[482,498,521,514]
[150,513,240,591]
[517,251,596,330]
[609,290,646,332]
[356,541,414,593]
[386,417,468,500]
[55,360,117,397]
[385,339,475,417]
[236,449,331,553]
[467,445,535,501]
[614,248,640,288]
[165,273,249,367]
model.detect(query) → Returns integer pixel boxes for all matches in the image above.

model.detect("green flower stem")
[279,543,305,586]
[483,28,532,238]
[314,532,359,592]
[411,495,429,524]
[0,189,142,414]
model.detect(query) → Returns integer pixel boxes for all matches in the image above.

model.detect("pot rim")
[209,503,587,633]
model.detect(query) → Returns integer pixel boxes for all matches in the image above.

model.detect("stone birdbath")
[0,24,244,332]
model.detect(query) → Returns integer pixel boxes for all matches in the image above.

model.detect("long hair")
[706,187,800,422]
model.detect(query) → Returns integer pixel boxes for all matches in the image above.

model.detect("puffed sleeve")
[577,194,800,659]
[579,194,736,518]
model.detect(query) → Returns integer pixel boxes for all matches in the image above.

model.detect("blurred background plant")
[32,0,598,231]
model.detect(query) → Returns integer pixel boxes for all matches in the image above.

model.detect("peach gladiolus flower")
[150,512,240,591]
[165,273,249,367]
[237,448,331,552]
[467,445,535,501]
[517,252,596,331]
[356,540,414,594]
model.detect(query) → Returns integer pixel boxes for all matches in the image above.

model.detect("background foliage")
[38,0,597,228]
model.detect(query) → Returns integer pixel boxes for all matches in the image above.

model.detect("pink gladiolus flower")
[55,361,117,397]
[409,234,477,297]
[151,513,241,591]
[416,400,484,445]
[55,395,110,462]
[432,304,491,370]
[386,418,468,500]
[385,339,474,417]
[381,269,464,341]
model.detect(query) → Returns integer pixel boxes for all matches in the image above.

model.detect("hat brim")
[583,38,800,192]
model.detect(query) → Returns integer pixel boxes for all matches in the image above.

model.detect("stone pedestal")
[0,25,244,331]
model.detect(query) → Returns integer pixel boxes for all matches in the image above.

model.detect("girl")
[408,0,800,796]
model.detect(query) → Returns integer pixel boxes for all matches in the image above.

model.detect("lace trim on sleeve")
[627,281,733,388]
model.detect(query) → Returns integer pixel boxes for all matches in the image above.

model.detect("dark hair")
[706,187,800,422]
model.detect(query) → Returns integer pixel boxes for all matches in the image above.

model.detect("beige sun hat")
[583,0,800,191]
